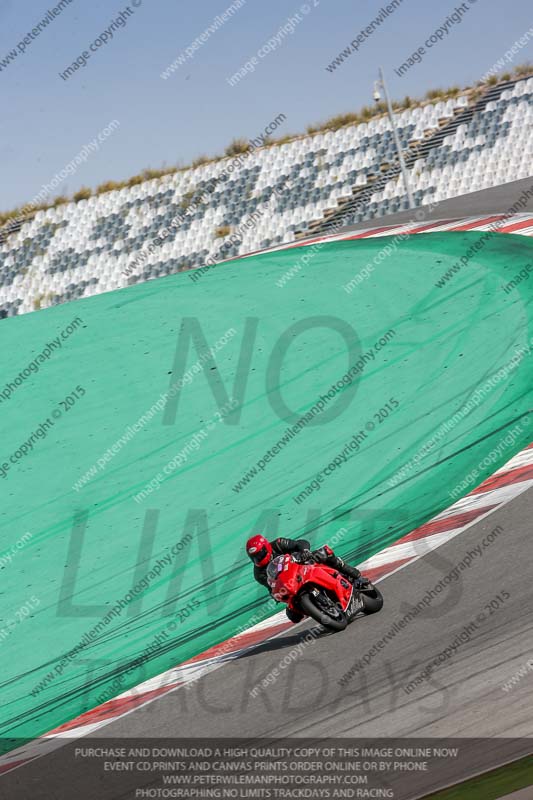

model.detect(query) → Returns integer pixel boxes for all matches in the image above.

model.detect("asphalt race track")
[3,486,532,799]
[99,486,533,741]
[341,176,533,231]
[2,183,533,799]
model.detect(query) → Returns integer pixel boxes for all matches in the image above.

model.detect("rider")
[245,534,363,623]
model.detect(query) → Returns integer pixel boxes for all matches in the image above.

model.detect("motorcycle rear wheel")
[360,586,384,614]
[299,590,348,632]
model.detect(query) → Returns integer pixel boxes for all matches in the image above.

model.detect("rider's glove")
[298,549,315,563]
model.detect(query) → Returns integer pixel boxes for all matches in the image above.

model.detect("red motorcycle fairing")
[266,553,355,615]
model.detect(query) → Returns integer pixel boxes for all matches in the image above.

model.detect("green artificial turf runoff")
[0,231,532,748]
[420,754,533,799]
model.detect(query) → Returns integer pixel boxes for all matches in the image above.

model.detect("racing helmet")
[245,534,272,567]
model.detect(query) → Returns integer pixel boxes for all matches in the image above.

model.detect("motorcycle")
[266,553,383,632]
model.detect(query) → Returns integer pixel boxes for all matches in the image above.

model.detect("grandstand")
[0,73,532,318]
[316,75,533,234]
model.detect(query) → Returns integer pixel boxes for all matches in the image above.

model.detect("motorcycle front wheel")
[299,590,348,632]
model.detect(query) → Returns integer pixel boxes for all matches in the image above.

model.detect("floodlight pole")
[376,66,415,209]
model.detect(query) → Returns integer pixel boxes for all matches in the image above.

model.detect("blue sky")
[1,0,532,210]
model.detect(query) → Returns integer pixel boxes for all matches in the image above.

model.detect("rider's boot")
[286,607,304,623]
[334,558,361,583]
[314,546,362,583]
